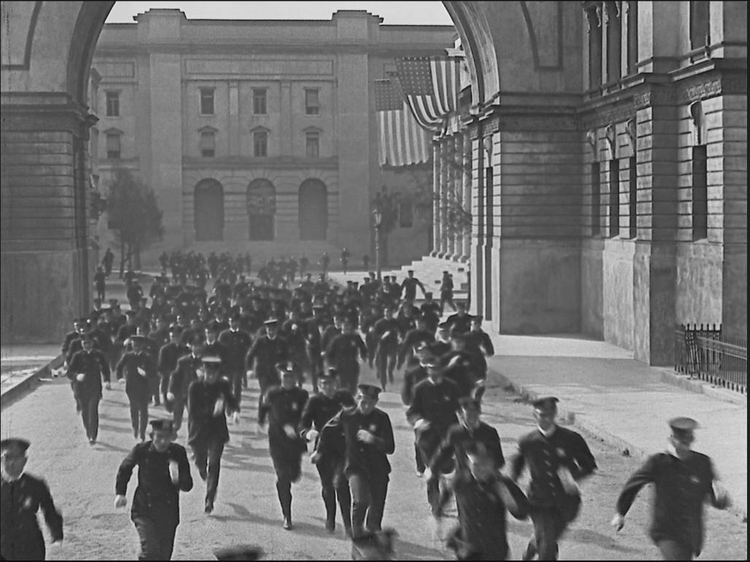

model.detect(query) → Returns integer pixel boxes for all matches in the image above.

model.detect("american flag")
[374,77,431,167]
[395,56,461,134]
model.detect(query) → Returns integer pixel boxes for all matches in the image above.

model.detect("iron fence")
[675,324,747,394]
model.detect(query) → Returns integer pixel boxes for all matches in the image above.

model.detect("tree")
[106,168,164,272]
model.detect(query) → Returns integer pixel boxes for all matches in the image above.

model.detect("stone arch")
[299,178,328,240]
[247,178,276,241]
[194,178,224,241]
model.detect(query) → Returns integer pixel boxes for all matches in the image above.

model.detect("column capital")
[1,92,97,138]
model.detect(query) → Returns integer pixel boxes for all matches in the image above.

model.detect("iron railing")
[675,324,747,394]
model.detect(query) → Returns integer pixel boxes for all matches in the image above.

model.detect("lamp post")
[372,208,382,281]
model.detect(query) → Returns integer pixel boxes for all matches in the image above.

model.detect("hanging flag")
[395,56,462,134]
[374,77,431,167]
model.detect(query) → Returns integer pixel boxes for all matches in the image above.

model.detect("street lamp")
[372,208,382,281]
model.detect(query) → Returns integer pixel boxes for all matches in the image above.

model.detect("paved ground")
[1,359,746,560]
[484,334,748,519]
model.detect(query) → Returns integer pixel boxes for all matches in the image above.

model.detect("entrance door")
[298,179,327,240]
[247,179,276,241]
[194,179,224,241]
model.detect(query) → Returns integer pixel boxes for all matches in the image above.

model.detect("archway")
[247,179,276,241]
[299,179,328,240]
[194,179,224,241]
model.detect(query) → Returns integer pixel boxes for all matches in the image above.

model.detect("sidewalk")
[485,333,747,519]
[1,344,62,404]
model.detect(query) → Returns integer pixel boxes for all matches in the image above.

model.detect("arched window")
[194,179,224,241]
[298,179,327,240]
[247,179,276,240]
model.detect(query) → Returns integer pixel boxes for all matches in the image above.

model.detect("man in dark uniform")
[258,364,310,529]
[371,306,400,390]
[115,420,193,560]
[510,397,597,561]
[445,301,472,335]
[1,438,63,561]
[219,313,253,405]
[406,354,461,516]
[303,304,327,393]
[67,332,110,444]
[611,417,731,560]
[400,270,426,302]
[158,326,189,409]
[397,315,434,372]
[464,315,493,402]
[245,319,288,426]
[116,335,158,441]
[441,331,481,399]
[167,335,204,432]
[319,384,395,539]
[419,292,441,334]
[301,369,356,534]
[187,356,239,514]
[325,317,368,395]
[94,265,107,301]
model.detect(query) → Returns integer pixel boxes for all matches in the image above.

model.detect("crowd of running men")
[1,249,732,561]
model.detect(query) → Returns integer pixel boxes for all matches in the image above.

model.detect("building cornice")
[182,155,339,170]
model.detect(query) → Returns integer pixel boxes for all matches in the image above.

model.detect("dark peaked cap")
[149,419,175,433]
[357,384,382,399]
[0,438,30,454]
[532,396,559,409]
[669,417,699,432]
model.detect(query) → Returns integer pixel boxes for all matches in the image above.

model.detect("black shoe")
[89,438,96,445]
[344,526,353,539]
[283,517,293,530]
[325,519,335,533]
[205,499,214,514]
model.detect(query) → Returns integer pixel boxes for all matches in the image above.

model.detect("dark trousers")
[317,461,351,530]
[417,429,451,513]
[414,442,425,473]
[227,370,243,405]
[271,450,303,520]
[128,395,149,439]
[375,347,398,388]
[191,439,225,503]
[348,472,388,539]
[96,285,106,301]
[159,373,170,398]
[171,398,187,432]
[80,395,100,441]
[132,515,178,560]
[440,295,456,315]
[149,376,161,405]
[524,505,570,561]
[657,540,693,561]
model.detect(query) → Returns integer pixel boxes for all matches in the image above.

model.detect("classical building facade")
[430,1,746,364]
[90,9,454,264]
[2,2,746,366]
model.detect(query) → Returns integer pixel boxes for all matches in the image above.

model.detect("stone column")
[1,94,96,343]
[632,97,679,366]
[439,136,450,257]
[461,131,472,262]
[469,129,485,318]
[446,135,457,259]
[431,141,441,256]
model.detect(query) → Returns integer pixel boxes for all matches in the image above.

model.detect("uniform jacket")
[300,390,356,437]
[400,364,429,406]
[397,328,434,369]
[218,328,252,372]
[616,450,725,555]
[187,377,238,446]
[322,406,395,479]
[168,353,201,399]
[115,351,157,398]
[67,348,109,399]
[1,473,63,561]
[430,421,505,477]
[259,385,309,458]
[115,442,193,522]
[326,333,367,375]
[372,318,400,352]
[245,335,288,382]
[158,342,189,378]
[510,425,597,509]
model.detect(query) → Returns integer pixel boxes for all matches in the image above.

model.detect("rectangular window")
[305,88,320,115]
[591,162,601,236]
[253,131,268,157]
[628,156,637,238]
[606,3,621,82]
[200,131,215,158]
[305,132,319,158]
[399,199,414,228]
[587,8,602,89]
[105,91,120,117]
[690,1,710,50]
[253,89,267,115]
[106,133,121,159]
[626,1,638,75]
[200,88,215,115]
[692,145,708,240]
[609,158,620,237]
